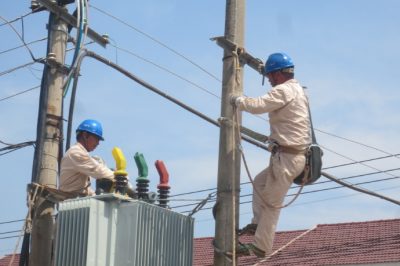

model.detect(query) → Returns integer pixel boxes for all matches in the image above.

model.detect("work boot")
[225,243,251,258]
[237,223,257,235]
[246,243,266,258]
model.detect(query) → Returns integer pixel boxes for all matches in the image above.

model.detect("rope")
[233,107,305,210]
[8,184,40,266]
[252,226,317,265]
[231,48,242,264]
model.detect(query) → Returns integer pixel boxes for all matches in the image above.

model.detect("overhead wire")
[0,60,41,77]
[90,4,222,83]
[2,5,398,239]
[0,37,47,56]
[0,141,36,156]
[168,154,400,199]
[321,145,399,179]
[0,11,33,27]
[0,15,37,61]
[89,6,399,167]
[173,169,400,211]
[106,37,400,179]
[316,128,400,159]
[0,85,40,102]
[3,8,396,166]
[179,180,400,215]
[108,43,221,99]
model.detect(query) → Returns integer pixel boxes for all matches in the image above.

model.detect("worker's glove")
[230,95,244,107]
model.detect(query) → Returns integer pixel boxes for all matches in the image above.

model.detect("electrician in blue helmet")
[59,119,115,197]
[231,53,311,257]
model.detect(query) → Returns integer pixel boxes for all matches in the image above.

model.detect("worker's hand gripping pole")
[112,147,129,195]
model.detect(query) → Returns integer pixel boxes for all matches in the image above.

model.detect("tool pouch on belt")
[294,90,323,185]
[294,144,323,185]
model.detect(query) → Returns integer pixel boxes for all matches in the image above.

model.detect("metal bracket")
[211,36,265,75]
[36,0,109,47]
[46,53,69,74]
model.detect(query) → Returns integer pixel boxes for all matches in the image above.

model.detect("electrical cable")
[0,15,37,61]
[168,161,400,199]
[0,141,35,156]
[64,49,269,151]
[321,145,399,180]
[0,85,40,102]
[323,153,400,170]
[0,219,24,225]
[109,43,221,99]
[90,4,222,83]
[87,5,399,162]
[0,230,23,235]
[0,235,19,240]
[0,37,47,56]
[0,11,32,27]
[174,174,400,211]
[0,60,41,77]
[76,6,399,164]
[321,171,400,205]
[316,128,400,159]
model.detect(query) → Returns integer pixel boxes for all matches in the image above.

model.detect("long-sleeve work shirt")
[238,79,311,149]
[59,142,114,196]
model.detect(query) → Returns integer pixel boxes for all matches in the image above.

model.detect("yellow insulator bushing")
[112,147,128,176]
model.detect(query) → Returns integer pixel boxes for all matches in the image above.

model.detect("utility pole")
[214,0,245,265]
[30,11,68,266]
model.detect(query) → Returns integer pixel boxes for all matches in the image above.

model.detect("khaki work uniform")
[60,142,114,196]
[238,79,311,254]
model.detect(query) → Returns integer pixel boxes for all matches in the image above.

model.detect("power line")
[179,179,400,215]
[322,146,399,179]
[0,37,47,56]
[169,154,400,198]
[323,153,400,170]
[90,4,222,83]
[0,235,20,240]
[0,219,24,225]
[0,85,40,102]
[0,41,95,79]
[0,59,41,77]
[0,11,33,27]
[316,128,400,159]
[173,172,400,210]
[0,141,35,156]
[109,43,221,99]
[0,15,37,61]
[0,230,22,235]
[5,8,393,166]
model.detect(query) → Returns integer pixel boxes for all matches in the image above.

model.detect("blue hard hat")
[264,52,294,74]
[76,119,104,140]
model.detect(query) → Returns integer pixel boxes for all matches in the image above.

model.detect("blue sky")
[1,0,400,256]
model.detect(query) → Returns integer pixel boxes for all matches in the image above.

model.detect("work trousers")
[251,152,306,254]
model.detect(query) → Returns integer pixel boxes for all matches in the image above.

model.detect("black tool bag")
[293,95,323,185]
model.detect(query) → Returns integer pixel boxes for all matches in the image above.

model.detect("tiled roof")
[2,219,399,266]
[194,218,400,266]
[0,254,19,266]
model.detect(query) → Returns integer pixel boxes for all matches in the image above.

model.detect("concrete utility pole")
[214,0,245,265]
[30,12,68,266]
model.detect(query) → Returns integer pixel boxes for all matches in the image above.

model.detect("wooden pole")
[214,0,245,265]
